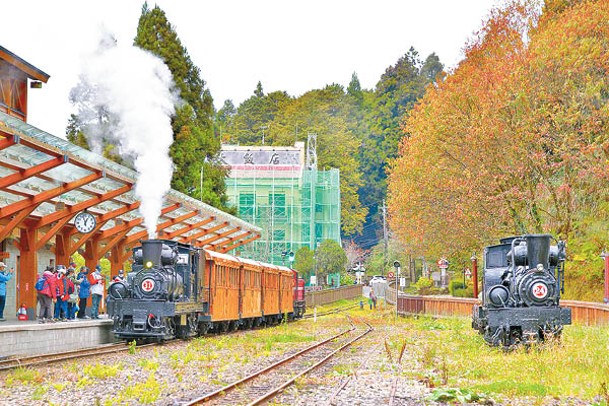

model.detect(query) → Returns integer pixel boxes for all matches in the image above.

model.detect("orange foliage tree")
[387,0,609,300]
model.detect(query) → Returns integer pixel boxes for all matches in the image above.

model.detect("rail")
[305,285,363,307]
[385,285,609,326]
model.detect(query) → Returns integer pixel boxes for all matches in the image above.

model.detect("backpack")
[67,279,75,295]
[35,277,46,291]
[88,272,97,285]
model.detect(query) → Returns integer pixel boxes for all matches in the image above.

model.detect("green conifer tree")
[134,2,229,209]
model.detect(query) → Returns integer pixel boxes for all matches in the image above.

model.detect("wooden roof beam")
[99,217,143,240]
[209,230,252,251]
[157,210,199,236]
[163,216,215,240]
[35,184,133,227]
[0,171,102,220]
[34,216,72,251]
[218,234,260,254]
[180,221,229,244]
[193,227,240,248]
[0,205,38,242]
[98,229,131,258]
[0,155,67,189]
[123,203,182,245]
[0,133,18,150]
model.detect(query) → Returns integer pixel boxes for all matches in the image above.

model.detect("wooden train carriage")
[204,250,241,322]
[240,257,263,319]
[262,263,281,317]
[278,266,295,315]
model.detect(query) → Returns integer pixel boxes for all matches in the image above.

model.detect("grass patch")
[395,311,609,403]
[107,372,165,405]
[82,362,121,380]
[4,367,43,386]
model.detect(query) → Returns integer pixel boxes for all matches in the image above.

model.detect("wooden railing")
[305,285,363,307]
[385,285,609,326]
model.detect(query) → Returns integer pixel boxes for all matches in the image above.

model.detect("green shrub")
[414,277,433,294]
[449,280,466,296]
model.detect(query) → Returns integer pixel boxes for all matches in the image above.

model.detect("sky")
[1,0,500,138]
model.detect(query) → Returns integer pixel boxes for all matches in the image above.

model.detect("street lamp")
[393,260,401,317]
[200,156,210,202]
[471,252,478,299]
[601,249,609,304]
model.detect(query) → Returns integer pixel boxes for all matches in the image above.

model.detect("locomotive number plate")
[142,278,155,292]
[532,282,548,299]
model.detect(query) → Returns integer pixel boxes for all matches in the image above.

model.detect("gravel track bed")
[0,310,595,405]
[0,319,349,405]
[272,325,431,406]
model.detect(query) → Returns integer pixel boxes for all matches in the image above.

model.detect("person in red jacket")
[54,267,70,321]
[37,267,58,323]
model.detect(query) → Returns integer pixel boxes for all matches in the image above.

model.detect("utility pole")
[382,200,388,276]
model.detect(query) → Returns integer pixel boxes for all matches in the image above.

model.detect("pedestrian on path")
[0,262,15,321]
[369,289,377,310]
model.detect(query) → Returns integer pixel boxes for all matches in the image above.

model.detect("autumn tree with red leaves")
[387,0,609,300]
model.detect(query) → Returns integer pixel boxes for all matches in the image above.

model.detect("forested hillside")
[388,0,609,301]
[220,48,442,241]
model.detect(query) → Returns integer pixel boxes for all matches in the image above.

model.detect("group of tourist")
[0,261,128,323]
[35,263,110,324]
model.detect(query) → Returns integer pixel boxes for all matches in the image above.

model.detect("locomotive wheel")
[197,322,209,336]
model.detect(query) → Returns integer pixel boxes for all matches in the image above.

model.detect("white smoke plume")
[70,30,176,239]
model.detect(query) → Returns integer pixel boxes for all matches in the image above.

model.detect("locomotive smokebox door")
[142,240,163,267]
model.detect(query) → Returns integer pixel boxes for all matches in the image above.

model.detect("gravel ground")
[0,309,595,405]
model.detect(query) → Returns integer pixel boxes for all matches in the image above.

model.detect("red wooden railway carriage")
[108,239,304,340]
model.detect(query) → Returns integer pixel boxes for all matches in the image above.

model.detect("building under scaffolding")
[221,141,341,265]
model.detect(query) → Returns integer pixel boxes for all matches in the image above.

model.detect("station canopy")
[0,110,261,256]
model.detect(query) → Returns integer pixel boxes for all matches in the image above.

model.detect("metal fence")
[305,285,363,307]
[385,286,609,326]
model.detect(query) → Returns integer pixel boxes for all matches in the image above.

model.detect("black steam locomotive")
[472,234,571,347]
[107,239,305,341]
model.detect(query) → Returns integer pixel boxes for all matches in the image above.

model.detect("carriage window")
[230,268,239,287]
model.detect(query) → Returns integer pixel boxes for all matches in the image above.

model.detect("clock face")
[74,212,96,233]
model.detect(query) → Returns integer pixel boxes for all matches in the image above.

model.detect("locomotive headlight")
[145,260,153,269]
[536,263,544,272]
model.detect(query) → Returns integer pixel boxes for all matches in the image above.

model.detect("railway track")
[302,303,360,319]
[324,328,387,406]
[184,319,373,405]
[0,342,156,371]
[0,306,352,374]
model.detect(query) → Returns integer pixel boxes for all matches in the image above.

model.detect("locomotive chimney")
[526,234,551,269]
[142,239,163,268]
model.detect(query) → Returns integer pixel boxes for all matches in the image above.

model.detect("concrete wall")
[0,320,115,357]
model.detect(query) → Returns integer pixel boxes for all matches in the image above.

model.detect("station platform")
[0,316,116,358]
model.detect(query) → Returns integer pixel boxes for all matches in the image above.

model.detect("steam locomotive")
[107,239,306,341]
[472,234,571,347]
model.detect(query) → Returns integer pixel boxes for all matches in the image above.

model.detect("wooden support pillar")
[83,239,100,272]
[109,242,128,274]
[18,228,38,320]
[55,232,71,267]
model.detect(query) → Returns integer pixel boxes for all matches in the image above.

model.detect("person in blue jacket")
[0,261,15,321]
[76,266,91,319]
